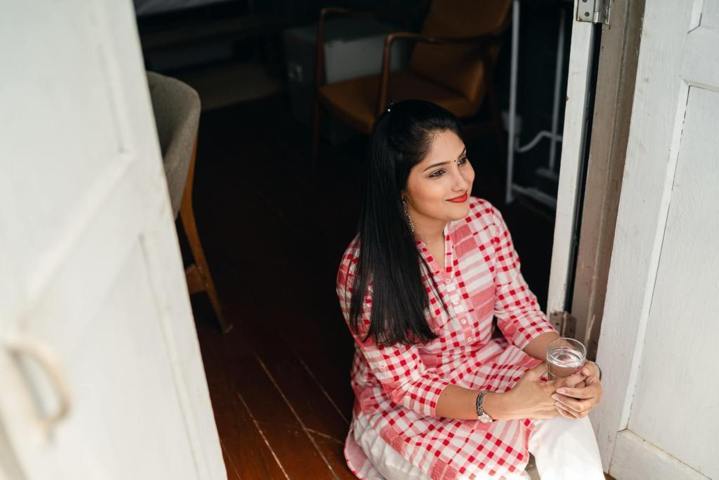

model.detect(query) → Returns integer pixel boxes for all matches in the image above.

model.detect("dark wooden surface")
[186,94,556,479]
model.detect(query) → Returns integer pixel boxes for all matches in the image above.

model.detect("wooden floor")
[187,95,558,479]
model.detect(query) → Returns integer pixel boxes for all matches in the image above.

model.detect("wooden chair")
[147,71,233,333]
[312,0,511,162]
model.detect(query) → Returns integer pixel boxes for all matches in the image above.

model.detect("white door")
[593,1,719,479]
[0,1,225,479]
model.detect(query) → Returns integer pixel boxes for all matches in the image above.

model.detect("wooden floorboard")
[221,441,243,480]
[198,321,289,479]
[241,309,350,439]
[237,313,356,479]
[269,302,356,424]
[310,433,357,480]
[197,296,343,479]
[232,353,337,479]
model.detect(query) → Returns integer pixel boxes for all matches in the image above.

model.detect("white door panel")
[628,87,719,479]
[594,0,719,478]
[43,242,196,479]
[2,4,139,295]
[0,0,225,478]
[610,431,711,480]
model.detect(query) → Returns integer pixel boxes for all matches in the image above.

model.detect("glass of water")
[546,337,586,380]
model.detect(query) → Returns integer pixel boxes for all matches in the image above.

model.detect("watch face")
[478,413,493,423]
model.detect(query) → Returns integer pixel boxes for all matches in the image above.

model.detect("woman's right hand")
[501,363,560,420]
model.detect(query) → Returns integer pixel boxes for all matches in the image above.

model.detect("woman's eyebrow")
[423,161,450,172]
[422,149,468,172]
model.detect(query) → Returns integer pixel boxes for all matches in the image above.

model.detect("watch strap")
[475,390,494,423]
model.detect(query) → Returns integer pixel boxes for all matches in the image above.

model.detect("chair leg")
[180,141,233,334]
[180,202,233,334]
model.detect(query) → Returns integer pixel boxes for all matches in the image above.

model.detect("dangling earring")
[402,197,415,233]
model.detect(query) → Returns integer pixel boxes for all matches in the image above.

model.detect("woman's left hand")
[552,362,603,419]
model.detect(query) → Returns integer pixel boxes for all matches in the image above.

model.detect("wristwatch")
[475,390,494,423]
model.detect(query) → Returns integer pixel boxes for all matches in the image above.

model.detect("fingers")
[555,383,600,399]
[559,371,587,389]
[555,402,582,419]
[553,394,593,416]
[581,361,601,379]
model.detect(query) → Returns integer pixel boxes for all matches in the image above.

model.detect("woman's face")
[404,129,474,229]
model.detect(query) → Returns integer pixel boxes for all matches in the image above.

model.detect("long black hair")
[349,100,464,346]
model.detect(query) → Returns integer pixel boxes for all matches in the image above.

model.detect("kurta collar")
[416,221,456,281]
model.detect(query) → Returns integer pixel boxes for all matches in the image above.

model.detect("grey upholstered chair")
[147,71,232,333]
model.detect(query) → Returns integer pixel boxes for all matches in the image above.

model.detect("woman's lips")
[447,192,468,203]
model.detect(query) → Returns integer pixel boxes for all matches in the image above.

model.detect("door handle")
[5,336,72,436]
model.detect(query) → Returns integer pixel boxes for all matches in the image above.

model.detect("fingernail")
[556,388,567,395]
[551,394,559,401]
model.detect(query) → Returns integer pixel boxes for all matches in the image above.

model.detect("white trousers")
[354,415,605,480]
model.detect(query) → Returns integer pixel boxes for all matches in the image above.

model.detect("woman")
[336,100,605,480]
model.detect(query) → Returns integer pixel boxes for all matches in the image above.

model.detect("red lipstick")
[447,192,468,203]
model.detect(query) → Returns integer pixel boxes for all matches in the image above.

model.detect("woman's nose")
[452,168,470,190]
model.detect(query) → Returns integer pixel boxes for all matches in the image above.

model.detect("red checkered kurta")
[336,198,557,479]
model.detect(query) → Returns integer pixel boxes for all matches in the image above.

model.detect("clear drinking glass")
[546,337,586,380]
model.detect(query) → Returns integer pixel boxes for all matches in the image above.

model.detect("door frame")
[549,0,647,362]
[569,0,646,359]
[548,0,645,353]
[561,0,648,471]
[546,1,597,320]
[553,0,645,466]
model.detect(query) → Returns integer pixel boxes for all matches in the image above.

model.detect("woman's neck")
[414,218,446,247]
[414,218,447,270]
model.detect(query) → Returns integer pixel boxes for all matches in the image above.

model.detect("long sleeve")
[490,208,557,350]
[336,243,450,417]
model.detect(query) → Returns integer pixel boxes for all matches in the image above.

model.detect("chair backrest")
[146,71,201,218]
[409,0,511,112]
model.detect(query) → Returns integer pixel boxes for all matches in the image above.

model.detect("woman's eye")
[429,169,446,178]
[457,155,469,165]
